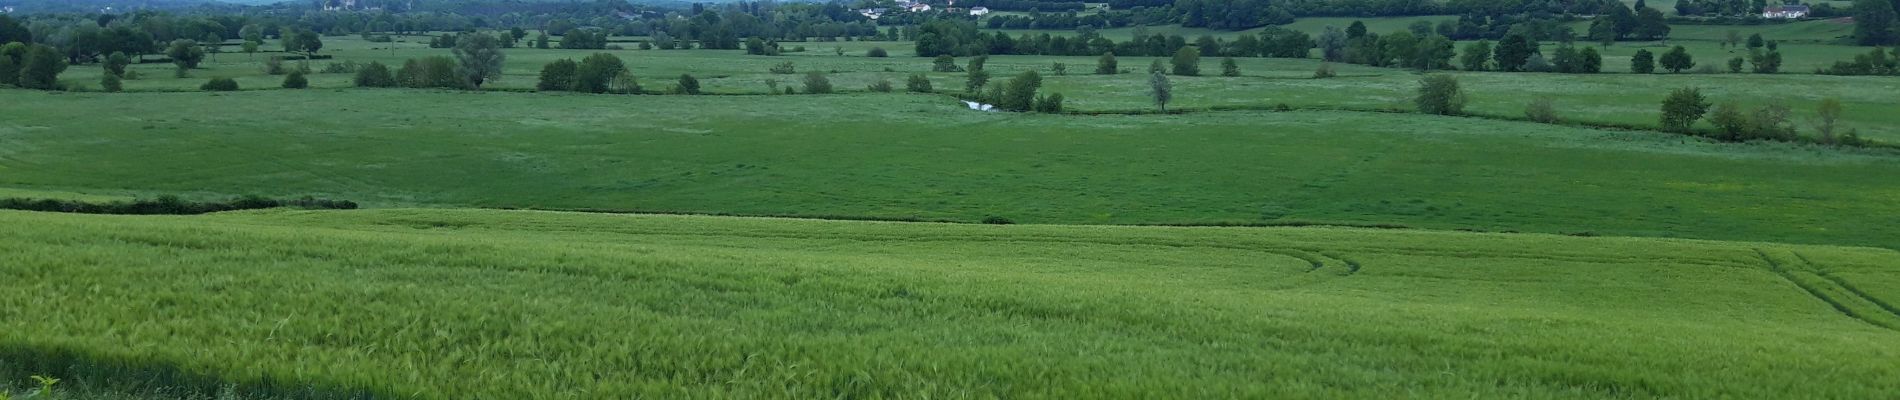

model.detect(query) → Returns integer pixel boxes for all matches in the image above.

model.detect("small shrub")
[868,79,893,93]
[263,56,285,75]
[1033,93,1064,113]
[676,74,701,94]
[866,47,888,57]
[981,216,1015,225]
[905,73,932,93]
[803,72,834,94]
[769,61,796,74]
[354,62,397,87]
[200,77,239,91]
[122,70,142,80]
[321,60,361,74]
[282,71,308,89]
[1414,74,1465,115]
[1313,63,1336,78]
[1272,103,1293,112]
[1524,97,1558,123]
[100,73,123,92]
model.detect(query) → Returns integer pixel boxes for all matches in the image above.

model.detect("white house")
[1762,5,1809,19]
[1,6,14,13]
[858,8,887,19]
[323,0,358,11]
[907,3,933,12]
[969,7,991,16]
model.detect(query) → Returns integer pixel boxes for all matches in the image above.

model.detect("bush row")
[0,195,357,215]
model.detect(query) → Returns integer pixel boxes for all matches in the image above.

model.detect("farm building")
[1762,5,1809,19]
[970,7,991,15]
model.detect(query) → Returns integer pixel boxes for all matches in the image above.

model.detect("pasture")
[4,11,1900,400]
[4,91,1899,250]
[4,209,1899,398]
[60,32,1900,144]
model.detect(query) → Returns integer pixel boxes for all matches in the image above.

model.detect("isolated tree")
[965,67,990,94]
[205,33,224,62]
[103,52,130,77]
[1588,18,1618,46]
[1171,46,1201,76]
[100,72,122,92]
[1149,59,1166,74]
[1707,102,1748,140]
[1634,7,1671,40]
[1746,33,1766,49]
[535,33,551,49]
[168,39,206,70]
[803,72,834,94]
[282,70,308,89]
[17,44,66,90]
[1415,74,1466,115]
[1413,35,1455,70]
[1579,47,1603,73]
[242,40,260,58]
[906,73,932,92]
[932,55,960,72]
[572,53,626,93]
[1659,87,1711,133]
[1660,46,1694,73]
[676,74,701,94]
[1750,50,1783,73]
[1460,40,1492,71]
[1347,21,1368,39]
[1814,98,1844,144]
[453,34,506,88]
[536,59,578,91]
[1494,34,1534,72]
[1220,57,1240,76]
[287,29,322,60]
[1728,57,1746,73]
[1096,52,1118,74]
[1631,49,1656,73]
[1855,0,1899,45]
[1149,71,1172,112]
[999,70,1042,111]
[510,27,528,44]
[354,61,397,87]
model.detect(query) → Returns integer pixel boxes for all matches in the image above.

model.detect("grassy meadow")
[61,30,1900,144]
[5,90,1900,250]
[4,209,1899,398]
[4,13,1900,399]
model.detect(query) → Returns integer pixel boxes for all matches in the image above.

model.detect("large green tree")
[1171,46,1201,76]
[1660,46,1695,73]
[1659,87,1711,133]
[1855,0,1899,45]
[452,33,506,88]
[1494,34,1534,72]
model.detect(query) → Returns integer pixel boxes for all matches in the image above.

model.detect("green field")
[6,209,1899,398]
[47,32,1900,145]
[6,13,1900,399]
[4,90,1898,250]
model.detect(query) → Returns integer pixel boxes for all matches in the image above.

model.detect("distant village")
[856,0,990,20]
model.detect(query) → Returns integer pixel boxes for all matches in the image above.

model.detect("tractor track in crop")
[1755,248,1899,331]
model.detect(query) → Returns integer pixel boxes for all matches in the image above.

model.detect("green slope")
[3,91,1898,249]
[2,209,1898,398]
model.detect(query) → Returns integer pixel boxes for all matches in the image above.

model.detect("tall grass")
[3,209,1897,398]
